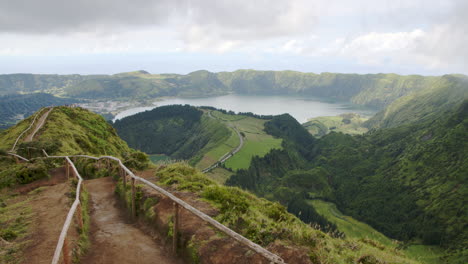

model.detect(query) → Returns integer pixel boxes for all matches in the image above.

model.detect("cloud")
[0,0,318,54]
[0,0,316,38]
[409,0,468,72]
[333,30,426,65]
[0,0,183,34]
[314,0,468,73]
[0,0,467,74]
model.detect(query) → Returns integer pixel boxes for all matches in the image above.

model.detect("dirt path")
[24,107,53,142]
[22,181,70,263]
[82,177,184,264]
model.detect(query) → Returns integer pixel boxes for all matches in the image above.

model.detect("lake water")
[113,94,376,123]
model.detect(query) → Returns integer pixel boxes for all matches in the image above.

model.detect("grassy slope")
[184,115,232,165]
[309,200,393,245]
[204,167,234,184]
[0,113,38,150]
[365,74,468,129]
[152,163,421,264]
[113,106,231,166]
[224,116,282,170]
[196,111,282,171]
[36,106,134,157]
[309,200,444,264]
[227,106,467,263]
[303,113,368,137]
[0,189,33,264]
[195,125,238,169]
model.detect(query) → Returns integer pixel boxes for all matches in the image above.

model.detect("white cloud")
[0,0,467,74]
[0,28,180,56]
[333,30,426,65]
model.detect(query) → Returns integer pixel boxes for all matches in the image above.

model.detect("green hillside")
[217,70,438,108]
[113,106,282,172]
[0,106,148,189]
[0,70,453,110]
[65,70,227,100]
[309,199,445,264]
[113,105,231,165]
[0,106,143,162]
[365,74,468,128]
[143,162,422,264]
[203,110,282,171]
[1,99,463,263]
[303,113,368,137]
[0,73,99,95]
[228,101,468,263]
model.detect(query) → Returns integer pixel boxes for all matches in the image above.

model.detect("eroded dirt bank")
[82,177,184,264]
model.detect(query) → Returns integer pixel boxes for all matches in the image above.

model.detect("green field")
[303,113,368,137]
[211,111,246,121]
[224,132,282,170]
[309,199,394,245]
[196,111,282,171]
[217,114,282,170]
[204,167,234,184]
[195,125,239,170]
[309,199,444,264]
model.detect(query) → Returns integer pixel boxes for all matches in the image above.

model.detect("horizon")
[0,68,465,77]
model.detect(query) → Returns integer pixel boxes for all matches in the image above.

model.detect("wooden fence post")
[66,160,70,179]
[173,203,179,254]
[62,236,70,264]
[131,178,136,217]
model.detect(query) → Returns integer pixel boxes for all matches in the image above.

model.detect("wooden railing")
[6,106,285,263]
[50,157,84,264]
[7,150,286,263]
[40,151,286,264]
[9,153,85,264]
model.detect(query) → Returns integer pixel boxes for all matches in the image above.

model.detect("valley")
[3,2,467,263]
[0,71,466,264]
[309,199,444,264]
[0,106,427,263]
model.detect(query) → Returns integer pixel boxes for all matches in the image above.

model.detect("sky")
[0,0,467,75]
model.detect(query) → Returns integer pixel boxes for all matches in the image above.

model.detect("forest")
[228,100,467,261]
[113,105,231,164]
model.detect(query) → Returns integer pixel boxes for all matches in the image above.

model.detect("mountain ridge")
[1,70,459,110]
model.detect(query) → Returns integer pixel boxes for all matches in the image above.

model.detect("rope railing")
[10,151,285,264]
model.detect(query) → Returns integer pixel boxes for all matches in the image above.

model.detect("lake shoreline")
[110,94,378,123]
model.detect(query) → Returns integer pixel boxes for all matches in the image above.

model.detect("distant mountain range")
[1,70,467,130]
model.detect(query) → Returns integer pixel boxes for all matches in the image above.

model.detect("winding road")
[203,111,244,173]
